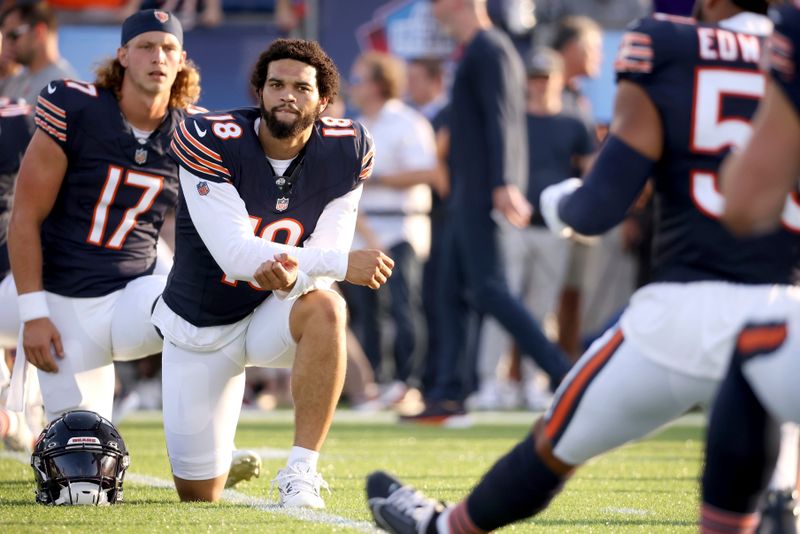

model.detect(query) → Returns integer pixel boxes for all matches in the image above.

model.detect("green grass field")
[0,410,705,533]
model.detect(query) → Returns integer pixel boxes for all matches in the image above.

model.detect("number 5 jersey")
[34,79,203,297]
[616,12,800,285]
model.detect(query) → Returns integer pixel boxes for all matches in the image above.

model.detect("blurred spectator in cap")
[0,1,76,106]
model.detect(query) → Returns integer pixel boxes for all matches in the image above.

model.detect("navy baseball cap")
[121,9,183,46]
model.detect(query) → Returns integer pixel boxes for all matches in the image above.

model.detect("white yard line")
[0,450,379,533]
[123,408,706,427]
[601,507,652,516]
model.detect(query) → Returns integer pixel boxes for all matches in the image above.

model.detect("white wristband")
[18,291,50,322]
[540,177,582,238]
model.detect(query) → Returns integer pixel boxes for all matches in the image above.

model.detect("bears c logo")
[154,10,169,23]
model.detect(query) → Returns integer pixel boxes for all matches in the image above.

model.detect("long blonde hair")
[94,57,201,109]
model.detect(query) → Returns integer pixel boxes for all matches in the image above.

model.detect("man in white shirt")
[346,51,439,399]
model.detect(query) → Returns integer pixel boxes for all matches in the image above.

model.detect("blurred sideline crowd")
[0,0,679,424]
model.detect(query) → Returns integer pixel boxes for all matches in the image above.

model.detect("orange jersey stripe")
[37,95,66,118]
[545,329,624,441]
[35,107,67,130]
[35,117,66,141]
[736,324,787,356]
[173,132,231,176]
[170,140,223,178]
[178,122,222,162]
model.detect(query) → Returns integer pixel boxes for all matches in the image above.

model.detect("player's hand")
[253,253,299,291]
[492,185,532,228]
[346,249,394,289]
[22,318,64,373]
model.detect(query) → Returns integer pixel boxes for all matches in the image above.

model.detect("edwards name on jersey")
[165,108,374,327]
[616,13,800,285]
[35,80,198,297]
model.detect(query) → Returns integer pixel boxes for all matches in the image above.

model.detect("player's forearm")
[181,169,348,283]
[274,186,362,300]
[721,83,800,236]
[720,150,789,236]
[8,213,45,295]
[558,136,653,235]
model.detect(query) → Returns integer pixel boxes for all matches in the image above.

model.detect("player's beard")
[261,102,319,139]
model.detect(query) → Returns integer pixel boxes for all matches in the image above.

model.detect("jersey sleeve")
[768,5,800,115]
[354,121,375,183]
[615,17,673,88]
[168,116,233,184]
[33,79,72,151]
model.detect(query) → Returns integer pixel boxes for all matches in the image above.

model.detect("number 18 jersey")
[616,13,800,284]
[164,108,373,327]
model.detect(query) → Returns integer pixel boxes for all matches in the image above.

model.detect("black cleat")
[758,489,800,534]
[366,471,446,534]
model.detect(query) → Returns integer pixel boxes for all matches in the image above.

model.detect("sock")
[700,503,760,534]
[768,423,799,491]
[445,501,485,533]
[287,445,319,471]
[702,355,779,515]
[462,433,565,531]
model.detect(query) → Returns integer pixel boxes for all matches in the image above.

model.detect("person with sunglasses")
[0,2,75,106]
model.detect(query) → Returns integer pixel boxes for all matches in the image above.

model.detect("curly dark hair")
[250,39,340,100]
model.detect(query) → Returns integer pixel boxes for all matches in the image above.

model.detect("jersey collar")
[719,12,772,36]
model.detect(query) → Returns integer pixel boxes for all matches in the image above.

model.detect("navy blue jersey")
[616,14,800,285]
[34,80,200,297]
[0,98,33,274]
[164,108,373,327]
[769,4,800,115]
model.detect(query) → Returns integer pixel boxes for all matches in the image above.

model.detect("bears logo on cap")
[154,10,169,23]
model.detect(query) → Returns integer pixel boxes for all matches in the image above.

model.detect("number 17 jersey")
[34,80,195,297]
[616,13,800,284]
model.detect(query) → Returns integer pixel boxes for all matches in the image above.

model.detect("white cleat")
[225,449,262,488]
[271,461,329,509]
